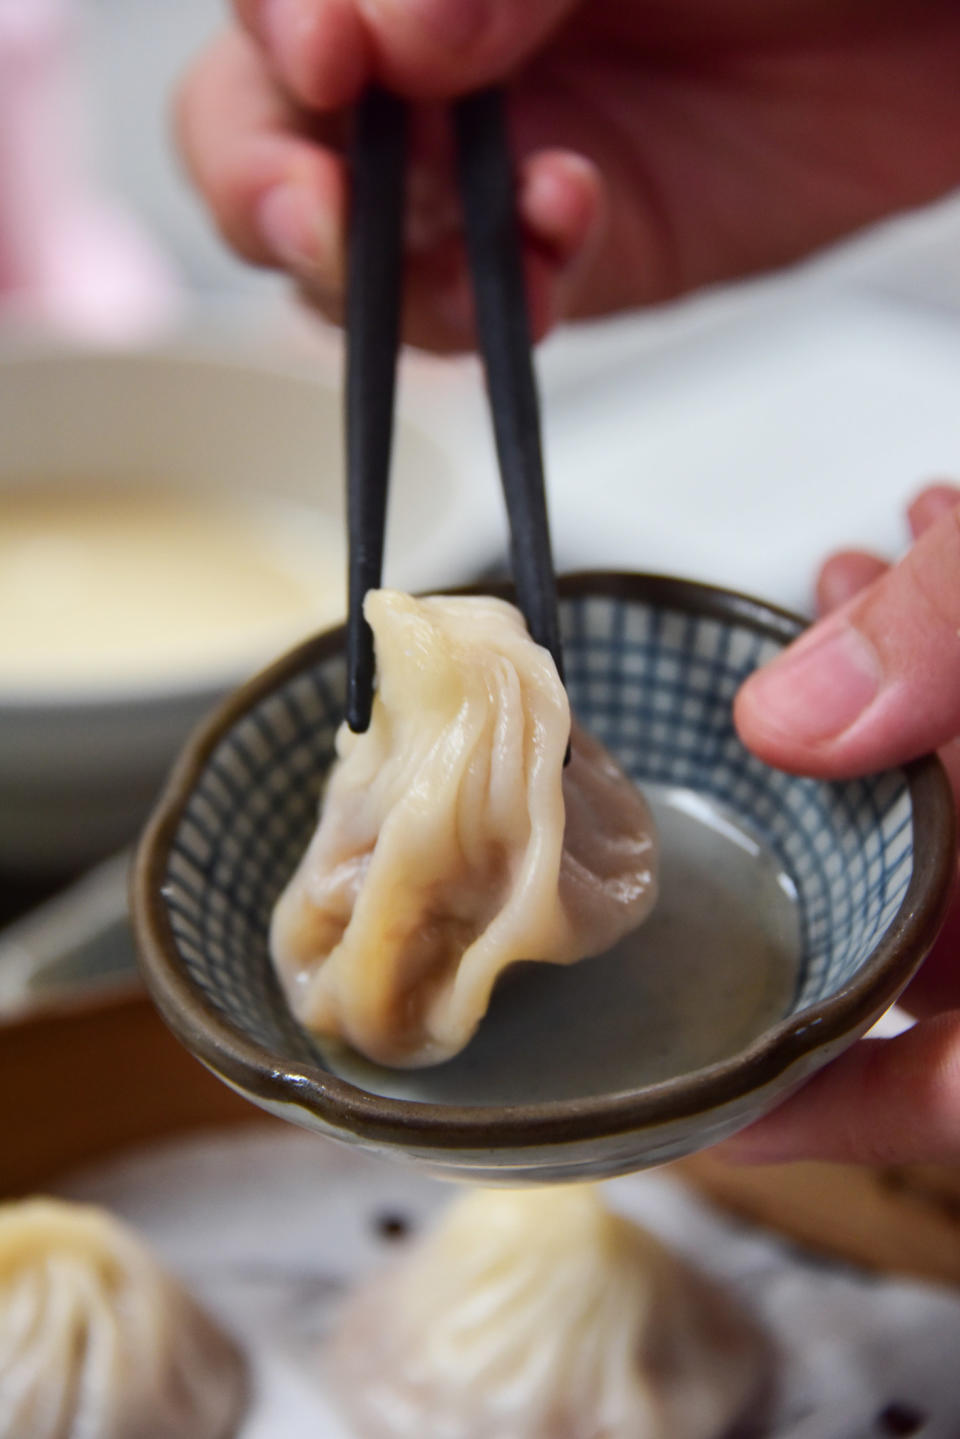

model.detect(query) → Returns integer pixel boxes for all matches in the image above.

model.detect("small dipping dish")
[133,574,956,1184]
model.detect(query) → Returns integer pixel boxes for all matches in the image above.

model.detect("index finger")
[233,0,370,111]
[232,0,580,110]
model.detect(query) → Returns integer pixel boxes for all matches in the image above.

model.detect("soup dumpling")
[328,1185,766,1439]
[270,590,657,1067]
[0,1199,247,1439]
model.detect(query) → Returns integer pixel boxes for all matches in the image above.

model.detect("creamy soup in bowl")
[0,482,344,695]
[0,338,494,869]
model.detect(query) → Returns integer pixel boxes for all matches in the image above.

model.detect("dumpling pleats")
[327,1185,766,1439]
[0,1200,246,1439]
[271,591,657,1067]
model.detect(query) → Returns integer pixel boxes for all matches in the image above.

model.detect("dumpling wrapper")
[270,590,657,1067]
[0,1198,247,1439]
[327,1185,767,1439]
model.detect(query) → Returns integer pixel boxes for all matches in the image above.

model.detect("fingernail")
[376,0,488,49]
[261,0,310,66]
[815,554,887,616]
[909,482,960,536]
[257,183,323,272]
[816,565,856,616]
[519,154,599,237]
[744,623,882,744]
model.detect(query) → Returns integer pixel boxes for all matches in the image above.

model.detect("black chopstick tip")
[346,690,372,735]
[345,612,376,733]
[345,86,407,741]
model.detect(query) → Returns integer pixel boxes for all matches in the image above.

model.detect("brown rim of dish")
[132,572,957,1151]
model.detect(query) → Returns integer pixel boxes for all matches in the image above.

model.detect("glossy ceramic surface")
[133,575,956,1183]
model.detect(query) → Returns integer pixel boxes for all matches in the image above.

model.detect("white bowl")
[0,336,496,870]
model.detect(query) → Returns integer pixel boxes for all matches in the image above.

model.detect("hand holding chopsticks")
[344,85,564,735]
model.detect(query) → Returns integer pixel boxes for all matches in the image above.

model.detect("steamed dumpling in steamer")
[327,1185,766,1439]
[270,590,657,1067]
[0,1198,247,1439]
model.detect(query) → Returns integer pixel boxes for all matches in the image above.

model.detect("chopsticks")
[345,84,565,733]
[454,89,564,684]
[344,87,407,733]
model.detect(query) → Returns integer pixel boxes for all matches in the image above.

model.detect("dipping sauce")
[0,484,344,691]
[327,784,802,1105]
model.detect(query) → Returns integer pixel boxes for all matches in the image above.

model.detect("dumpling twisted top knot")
[270,591,657,1067]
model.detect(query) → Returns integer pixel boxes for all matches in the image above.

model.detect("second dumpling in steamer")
[271,591,658,1067]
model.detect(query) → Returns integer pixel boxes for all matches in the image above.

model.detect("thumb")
[359,0,580,99]
[735,500,960,777]
[239,0,580,108]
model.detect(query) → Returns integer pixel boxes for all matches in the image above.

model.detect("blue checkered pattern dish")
[162,592,910,1049]
[137,575,954,1182]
